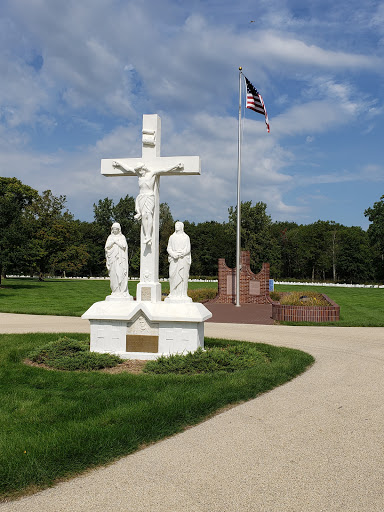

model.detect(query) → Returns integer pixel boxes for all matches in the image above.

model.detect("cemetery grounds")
[0,278,382,499]
[0,278,383,326]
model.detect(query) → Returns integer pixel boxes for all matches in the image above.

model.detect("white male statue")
[105,222,130,298]
[112,160,183,245]
[166,221,192,303]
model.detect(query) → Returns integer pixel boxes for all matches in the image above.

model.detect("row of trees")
[1,177,383,283]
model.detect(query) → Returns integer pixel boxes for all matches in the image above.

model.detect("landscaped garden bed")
[0,332,313,499]
[270,291,340,322]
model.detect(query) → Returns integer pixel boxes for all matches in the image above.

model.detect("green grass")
[0,332,313,500]
[2,278,384,326]
[0,278,218,317]
[275,284,384,326]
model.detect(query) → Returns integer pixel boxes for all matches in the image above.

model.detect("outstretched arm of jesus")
[158,163,184,174]
[112,160,135,173]
[112,160,147,174]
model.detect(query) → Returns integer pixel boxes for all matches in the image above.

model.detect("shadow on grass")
[0,284,42,290]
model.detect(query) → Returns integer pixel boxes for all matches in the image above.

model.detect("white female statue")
[165,221,192,303]
[105,222,130,298]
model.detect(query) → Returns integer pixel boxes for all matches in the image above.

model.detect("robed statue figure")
[105,222,130,298]
[166,221,192,303]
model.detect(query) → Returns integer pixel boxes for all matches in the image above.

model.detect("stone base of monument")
[164,295,192,304]
[82,300,212,360]
[105,294,133,302]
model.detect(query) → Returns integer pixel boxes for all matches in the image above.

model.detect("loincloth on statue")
[135,194,155,215]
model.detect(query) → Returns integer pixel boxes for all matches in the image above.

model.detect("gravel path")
[1,314,384,511]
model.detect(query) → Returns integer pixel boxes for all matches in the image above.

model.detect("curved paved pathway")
[1,314,384,511]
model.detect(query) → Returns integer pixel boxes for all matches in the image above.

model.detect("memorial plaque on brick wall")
[226,275,236,295]
[126,335,158,353]
[249,281,261,295]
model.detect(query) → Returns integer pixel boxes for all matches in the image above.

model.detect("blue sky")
[1,0,383,228]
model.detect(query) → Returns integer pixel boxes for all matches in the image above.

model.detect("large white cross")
[101,114,201,303]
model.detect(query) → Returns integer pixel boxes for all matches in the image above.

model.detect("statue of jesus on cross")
[112,160,184,244]
[101,114,200,303]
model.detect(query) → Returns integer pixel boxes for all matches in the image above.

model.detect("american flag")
[244,76,270,133]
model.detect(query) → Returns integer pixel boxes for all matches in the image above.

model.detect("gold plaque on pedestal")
[126,335,158,353]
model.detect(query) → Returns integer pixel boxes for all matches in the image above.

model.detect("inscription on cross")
[101,114,200,303]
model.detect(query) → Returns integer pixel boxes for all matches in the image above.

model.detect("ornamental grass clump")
[279,291,329,307]
[187,288,218,302]
[143,345,270,374]
[28,336,123,371]
[269,291,281,302]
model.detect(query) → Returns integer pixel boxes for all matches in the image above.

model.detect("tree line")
[1,177,383,284]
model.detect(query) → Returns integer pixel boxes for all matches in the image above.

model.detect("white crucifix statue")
[101,114,200,303]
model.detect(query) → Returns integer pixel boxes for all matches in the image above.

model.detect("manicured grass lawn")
[0,332,313,500]
[1,278,383,326]
[0,278,218,317]
[275,284,384,327]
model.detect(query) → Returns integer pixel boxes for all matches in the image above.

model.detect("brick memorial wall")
[211,251,270,304]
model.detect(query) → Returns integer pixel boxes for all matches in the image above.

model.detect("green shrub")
[187,288,217,302]
[28,337,123,371]
[269,291,281,301]
[143,345,270,374]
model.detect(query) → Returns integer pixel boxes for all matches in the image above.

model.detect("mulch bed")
[101,360,147,374]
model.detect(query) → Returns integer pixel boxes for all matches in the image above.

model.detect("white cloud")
[371,3,384,32]
[0,55,50,126]
[361,164,384,182]
[0,0,383,229]
[249,32,381,70]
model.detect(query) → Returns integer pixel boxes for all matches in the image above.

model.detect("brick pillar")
[241,251,250,267]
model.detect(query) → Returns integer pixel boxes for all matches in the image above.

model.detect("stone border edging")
[271,293,340,322]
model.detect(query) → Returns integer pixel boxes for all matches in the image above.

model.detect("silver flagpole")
[236,67,243,307]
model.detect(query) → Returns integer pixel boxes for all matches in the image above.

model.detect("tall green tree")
[336,226,373,283]
[270,221,299,278]
[228,201,280,274]
[93,198,115,238]
[365,195,384,280]
[159,203,174,277]
[24,191,89,278]
[0,178,38,283]
[183,220,231,277]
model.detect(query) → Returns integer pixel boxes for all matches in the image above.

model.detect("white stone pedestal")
[82,300,212,360]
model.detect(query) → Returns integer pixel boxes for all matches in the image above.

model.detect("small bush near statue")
[26,336,271,374]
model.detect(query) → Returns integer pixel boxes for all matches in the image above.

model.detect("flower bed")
[271,293,340,322]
